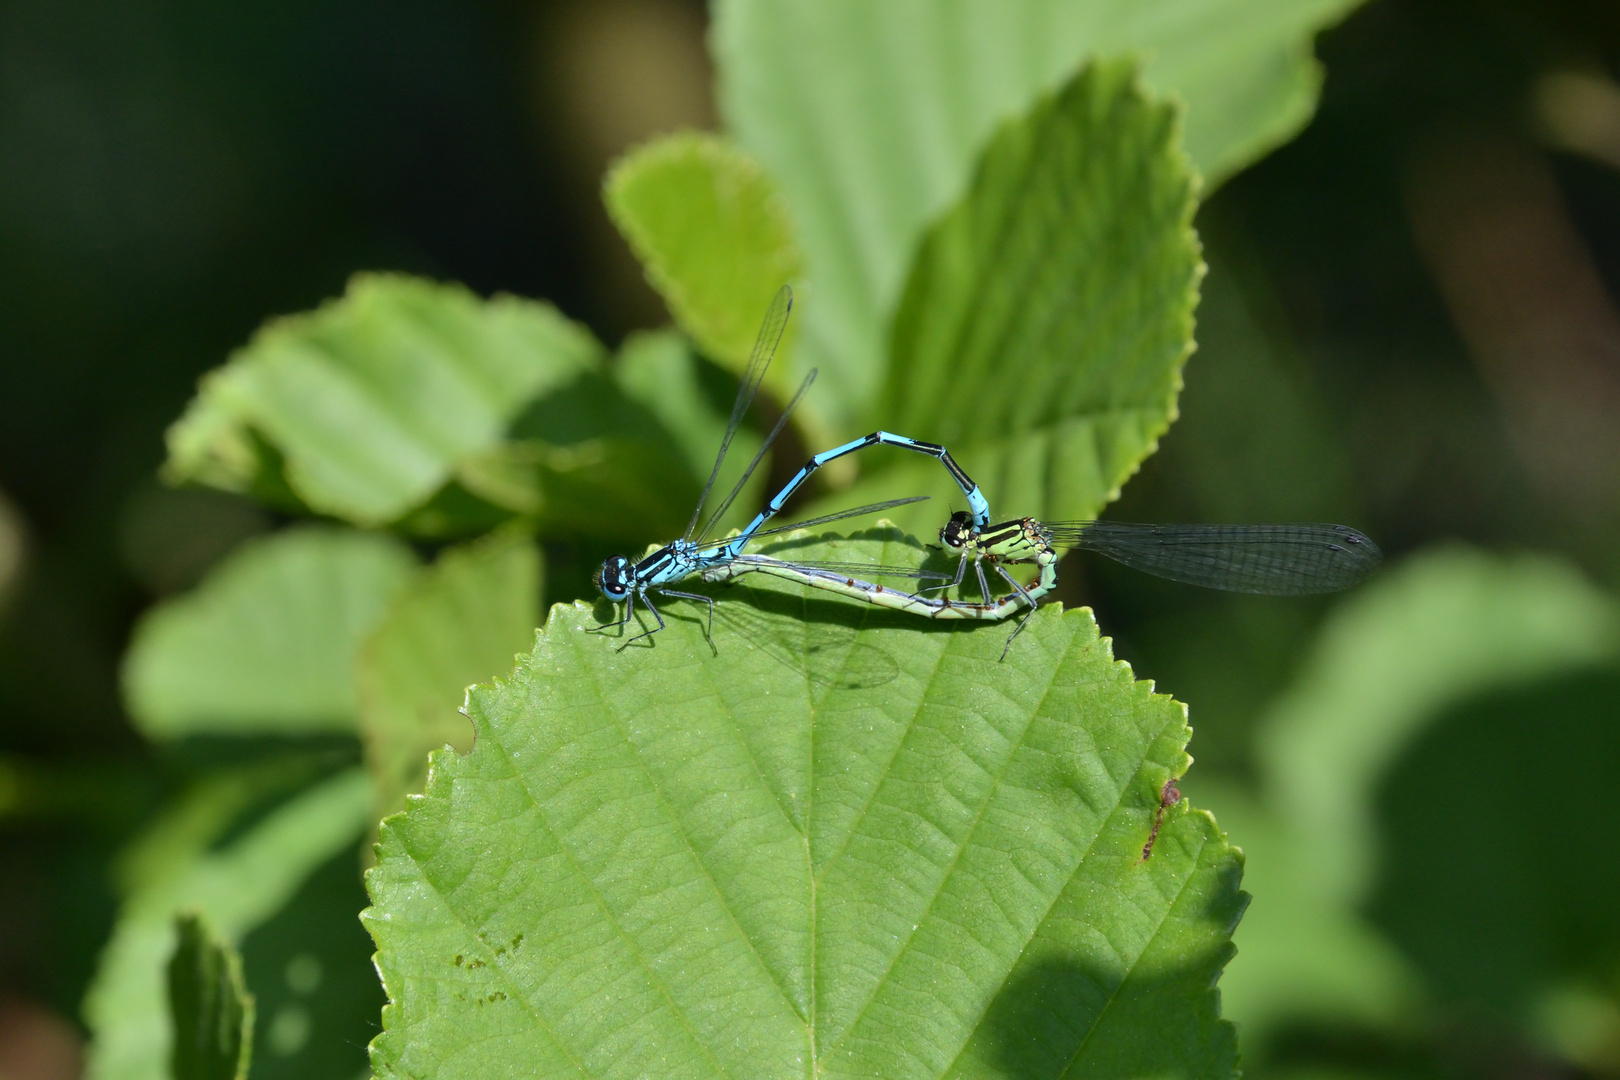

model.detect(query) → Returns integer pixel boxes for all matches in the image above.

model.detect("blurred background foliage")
[1,1,1619,1079]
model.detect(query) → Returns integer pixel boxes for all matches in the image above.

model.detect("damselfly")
[699,520,1060,659]
[592,285,991,649]
[706,512,1381,660]
[934,512,1380,652]
[936,513,1382,599]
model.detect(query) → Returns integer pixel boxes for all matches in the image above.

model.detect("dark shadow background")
[2,0,1618,1077]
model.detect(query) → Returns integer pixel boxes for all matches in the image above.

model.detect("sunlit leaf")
[85,767,372,1080]
[364,528,1243,1079]
[122,528,417,738]
[714,0,1357,430]
[168,913,253,1080]
[164,273,604,527]
[359,530,541,820]
[605,134,806,415]
[802,61,1200,533]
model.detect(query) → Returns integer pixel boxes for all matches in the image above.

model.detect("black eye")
[596,556,632,601]
[939,511,973,549]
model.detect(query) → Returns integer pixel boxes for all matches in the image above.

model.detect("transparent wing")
[684,283,793,541]
[693,367,814,544]
[694,496,930,552]
[1052,521,1382,595]
[742,496,930,541]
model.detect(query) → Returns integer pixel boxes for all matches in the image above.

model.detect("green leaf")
[455,434,701,545]
[237,841,386,1079]
[613,330,732,481]
[1190,778,1419,1045]
[449,331,769,545]
[1370,668,1620,1036]
[612,329,768,540]
[164,273,604,527]
[714,0,1358,430]
[363,529,1243,1079]
[168,913,254,1080]
[1257,547,1620,905]
[122,527,417,739]
[1207,547,1620,1043]
[359,530,542,821]
[460,329,772,547]
[605,134,807,411]
[803,61,1200,532]
[85,767,373,1080]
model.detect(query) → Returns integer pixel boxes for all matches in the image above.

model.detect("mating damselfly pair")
[592,286,1382,658]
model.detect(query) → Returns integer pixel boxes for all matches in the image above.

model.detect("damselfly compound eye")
[597,556,632,601]
[939,511,975,550]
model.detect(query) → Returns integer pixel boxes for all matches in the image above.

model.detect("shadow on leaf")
[977,945,1239,1078]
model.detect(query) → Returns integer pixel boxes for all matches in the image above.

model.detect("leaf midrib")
[821,613,1079,1059]
[690,606,820,1027]
[808,615,958,888]
[573,634,813,1045]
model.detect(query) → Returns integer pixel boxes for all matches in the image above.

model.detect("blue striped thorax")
[638,541,696,587]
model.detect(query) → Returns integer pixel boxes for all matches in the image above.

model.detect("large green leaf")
[1205,547,1620,1044]
[359,530,542,821]
[85,767,373,1080]
[168,913,254,1080]
[713,0,1357,430]
[364,529,1243,1079]
[122,527,417,739]
[164,273,604,527]
[804,61,1200,533]
[605,134,806,414]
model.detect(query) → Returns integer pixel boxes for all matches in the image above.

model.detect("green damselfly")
[707,512,1381,660]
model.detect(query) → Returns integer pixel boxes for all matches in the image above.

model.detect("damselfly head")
[939,511,976,550]
[596,555,632,601]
